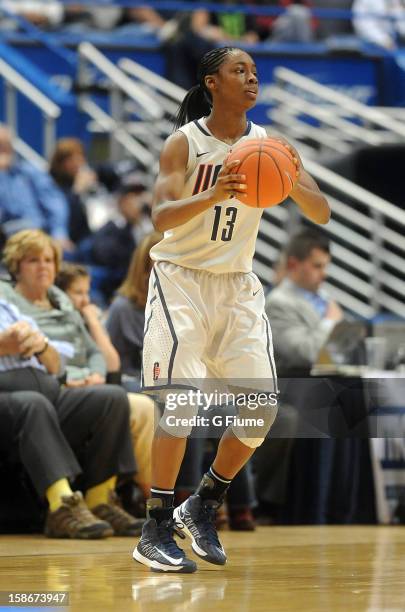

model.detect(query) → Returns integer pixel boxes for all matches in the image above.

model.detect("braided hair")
[174,46,238,130]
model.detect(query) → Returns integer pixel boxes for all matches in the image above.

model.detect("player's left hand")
[272,137,302,186]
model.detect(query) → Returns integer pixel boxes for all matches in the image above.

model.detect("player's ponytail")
[173,46,239,131]
[174,84,210,130]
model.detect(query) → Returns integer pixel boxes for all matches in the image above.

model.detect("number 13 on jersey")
[211,206,238,242]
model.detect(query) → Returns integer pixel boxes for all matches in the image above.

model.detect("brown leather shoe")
[45,491,113,539]
[228,507,256,531]
[92,491,145,536]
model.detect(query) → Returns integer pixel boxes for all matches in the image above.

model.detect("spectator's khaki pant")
[127,393,158,496]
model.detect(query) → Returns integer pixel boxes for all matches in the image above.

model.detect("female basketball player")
[134,46,330,573]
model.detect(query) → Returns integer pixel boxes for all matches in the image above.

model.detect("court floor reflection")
[1,527,405,611]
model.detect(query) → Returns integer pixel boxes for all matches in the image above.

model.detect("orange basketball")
[226,137,298,208]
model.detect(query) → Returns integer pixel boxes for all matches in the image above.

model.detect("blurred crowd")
[1,2,403,91]
[0,126,154,303]
[0,1,404,87]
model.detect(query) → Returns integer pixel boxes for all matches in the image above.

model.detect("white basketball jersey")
[150,117,267,274]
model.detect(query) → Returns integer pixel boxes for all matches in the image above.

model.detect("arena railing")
[119,57,185,105]
[0,57,60,160]
[274,67,405,142]
[269,87,405,157]
[303,158,405,317]
[258,151,405,318]
[77,42,159,165]
[268,69,405,316]
[13,138,48,171]
[269,86,384,148]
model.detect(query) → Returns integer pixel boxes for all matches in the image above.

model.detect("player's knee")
[231,397,278,449]
[238,436,266,449]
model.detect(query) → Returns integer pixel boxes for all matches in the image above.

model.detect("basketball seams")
[262,143,297,199]
[262,144,298,186]
[262,148,285,202]
[232,150,261,205]
[257,140,262,207]
[263,144,295,160]
[266,143,297,194]
[238,139,295,171]
[235,138,290,156]
[263,145,297,172]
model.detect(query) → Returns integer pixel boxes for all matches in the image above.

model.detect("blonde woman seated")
[1,229,154,502]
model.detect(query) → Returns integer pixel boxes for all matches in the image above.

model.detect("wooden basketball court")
[1,526,404,611]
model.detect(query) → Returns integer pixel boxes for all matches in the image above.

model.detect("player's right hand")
[210,159,247,202]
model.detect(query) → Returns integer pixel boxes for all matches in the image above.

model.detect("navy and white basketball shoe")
[133,515,197,573]
[173,495,227,565]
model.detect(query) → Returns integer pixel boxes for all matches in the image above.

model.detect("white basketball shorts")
[141,262,278,399]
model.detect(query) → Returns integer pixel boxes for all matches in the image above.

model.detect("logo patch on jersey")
[153,362,160,381]
[196,151,209,158]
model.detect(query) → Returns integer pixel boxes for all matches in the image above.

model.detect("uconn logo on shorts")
[153,362,160,381]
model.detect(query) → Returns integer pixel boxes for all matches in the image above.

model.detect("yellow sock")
[46,478,73,512]
[85,476,117,510]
